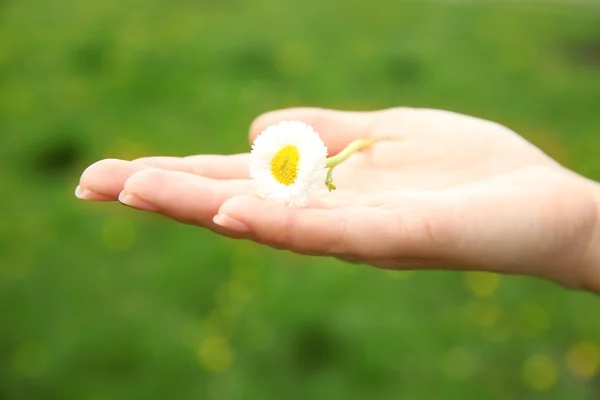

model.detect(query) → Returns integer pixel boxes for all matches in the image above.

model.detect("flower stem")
[324,138,374,192]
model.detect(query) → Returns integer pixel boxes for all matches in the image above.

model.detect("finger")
[212,195,451,259]
[119,169,254,229]
[76,154,252,202]
[77,159,151,201]
[249,107,381,155]
[132,154,249,180]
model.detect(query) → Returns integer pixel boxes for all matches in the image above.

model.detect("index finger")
[212,195,449,260]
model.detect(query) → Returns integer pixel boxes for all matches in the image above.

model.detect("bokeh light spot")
[522,354,558,391]
[198,336,233,373]
[565,341,600,379]
[101,217,136,252]
[230,246,264,283]
[441,347,478,381]
[215,280,252,316]
[464,272,500,298]
[12,342,48,377]
[481,325,511,343]
[465,301,503,327]
[201,310,236,339]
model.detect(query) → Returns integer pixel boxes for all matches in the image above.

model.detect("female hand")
[75,107,600,293]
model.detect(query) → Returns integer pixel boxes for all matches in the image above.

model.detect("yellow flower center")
[270,145,300,185]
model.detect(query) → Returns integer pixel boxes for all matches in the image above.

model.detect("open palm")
[76,107,600,291]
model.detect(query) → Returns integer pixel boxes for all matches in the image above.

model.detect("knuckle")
[385,211,459,258]
[131,156,151,164]
[190,159,209,176]
[412,212,459,255]
[323,214,349,255]
[81,158,124,177]
[273,210,301,250]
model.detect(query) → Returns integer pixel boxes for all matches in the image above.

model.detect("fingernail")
[118,191,159,211]
[75,185,90,199]
[213,213,250,232]
[74,185,113,201]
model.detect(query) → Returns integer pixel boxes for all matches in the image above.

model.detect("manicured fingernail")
[213,213,250,232]
[74,185,113,201]
[75,185,90,199]
[118,191,159,211]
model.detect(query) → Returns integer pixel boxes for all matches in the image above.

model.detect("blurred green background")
[1,0,600,399]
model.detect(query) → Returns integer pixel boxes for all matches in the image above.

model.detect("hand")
[75,107,600,293]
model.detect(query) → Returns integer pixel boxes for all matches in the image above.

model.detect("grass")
[1,0,600,399]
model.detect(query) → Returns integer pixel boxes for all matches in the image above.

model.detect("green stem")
[324,138,374,192]
[325,138,374,168]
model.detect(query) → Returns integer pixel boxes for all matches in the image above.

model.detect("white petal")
[248,120,328,208]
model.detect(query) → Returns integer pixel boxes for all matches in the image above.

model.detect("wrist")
[579,178,600,294]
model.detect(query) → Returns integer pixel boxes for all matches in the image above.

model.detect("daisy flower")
[249,120,328,208]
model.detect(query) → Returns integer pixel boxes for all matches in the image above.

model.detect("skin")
[75,107,600,294]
